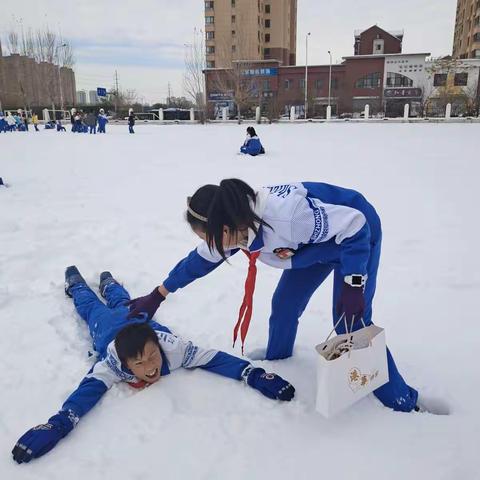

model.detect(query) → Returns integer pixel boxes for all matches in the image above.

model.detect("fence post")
[404,103,410,120]
[222,107,228,122]
[158,108,164,121]
[326,105,332,121]
[445,103,451,119]
[364,104,370,119]
[42,108,50,122]
[255,106,261,123]
[190,108,195,122]
[290,106,296,121]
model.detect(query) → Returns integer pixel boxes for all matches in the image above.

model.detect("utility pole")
[304,32,311,120]
[167,82,172,106]
[114,70,119,115]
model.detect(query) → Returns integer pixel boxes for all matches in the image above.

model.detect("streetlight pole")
[56,43,67,118]
[328,50,332,109]
[304,32,311,120]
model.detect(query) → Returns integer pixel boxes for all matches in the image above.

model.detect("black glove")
[336,283,365,326]
[127,287,165,319]
[246,367,295,401]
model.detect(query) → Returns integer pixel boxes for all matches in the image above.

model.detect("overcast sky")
[0,0,457,103]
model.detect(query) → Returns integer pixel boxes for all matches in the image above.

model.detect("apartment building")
[204,0,296,68]
[453,0,480,59]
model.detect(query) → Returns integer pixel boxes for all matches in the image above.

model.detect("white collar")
[246,189,269,250]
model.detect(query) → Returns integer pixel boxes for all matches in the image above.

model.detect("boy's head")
[115,323,162,384]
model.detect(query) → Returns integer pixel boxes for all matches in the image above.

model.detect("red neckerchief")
[233,250,260,354]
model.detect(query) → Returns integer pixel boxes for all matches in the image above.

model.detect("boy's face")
[126,341,162,384]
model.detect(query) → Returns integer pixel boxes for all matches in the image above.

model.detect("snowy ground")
[0,123,479,480]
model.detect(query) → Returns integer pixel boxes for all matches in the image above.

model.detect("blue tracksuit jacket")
[161,182,418,412]
[240,136,264,156]
[61,282,251,423]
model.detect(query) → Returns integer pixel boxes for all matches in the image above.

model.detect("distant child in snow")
[11,267,294,464]
[128,108,135,134]
[32,113,39,132]
[85,112,98,134]
[0,112,7,133]
[240,126,265,156]
[97,108,108,133]
[6,112,16,131]
[56,120,66,132]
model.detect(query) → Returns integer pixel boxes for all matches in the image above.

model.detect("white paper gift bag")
[315,317,389,418]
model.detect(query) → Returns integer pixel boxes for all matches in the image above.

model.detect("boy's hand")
[246,367,295,401]
[12,411,76,464]
[127,286,165,319]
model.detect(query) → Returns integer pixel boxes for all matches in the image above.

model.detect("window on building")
[265,4,271,13]
[355,72,381,88]
[232,45,236,53]
[231,0,235,6]
[386,72,414,87]
[475,49,480,58]
[373,39,384,54]
[206,31,215,40]
[206,46,215,54]
[433,73,447,87]
[454,72,468,86]
[231,15,236,23]
[474,32,480,42]
[265,33,270,43]
[206,60,215,68]
[284,79,291,90]
[232,30,236,36]
[331,78,338,90]
[300,78,305,89]
[265,19,271,28]
[263,80,271,91]
[205,1,214,9]
[264,47,271,57]
[315,79,323,89]
[205,16,214,24]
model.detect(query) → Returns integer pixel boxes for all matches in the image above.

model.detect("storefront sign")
[209,91,234,100]
[241,68,278,77]
[384,88,422,98]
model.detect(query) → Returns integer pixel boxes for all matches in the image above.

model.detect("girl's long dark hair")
[186,178,270,259]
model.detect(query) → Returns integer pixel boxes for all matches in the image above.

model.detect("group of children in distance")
[69,108,109,134]
[0,110,39,132]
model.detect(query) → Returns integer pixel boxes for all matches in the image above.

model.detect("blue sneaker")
[99,271,118,298]
[65,266,86,297]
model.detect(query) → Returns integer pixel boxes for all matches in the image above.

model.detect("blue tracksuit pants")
[70,283,146,357]
[266,235,418,412]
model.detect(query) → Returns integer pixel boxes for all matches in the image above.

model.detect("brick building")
[452,0,480,59]
[0,40,76,111]
[354,26,403,56]
[204,0,297,68]
[205,25,430,118]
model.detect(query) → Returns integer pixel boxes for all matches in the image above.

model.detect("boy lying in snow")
[12,267,295,464]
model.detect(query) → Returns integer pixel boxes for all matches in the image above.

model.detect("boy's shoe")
[65,266,86,297]
[99,271,118,298]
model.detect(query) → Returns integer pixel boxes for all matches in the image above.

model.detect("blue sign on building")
[241,68,278,77]
[97,87,107,97]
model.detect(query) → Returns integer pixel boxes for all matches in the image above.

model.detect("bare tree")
[183,28,206,123]
[7,31,19,54]
[424,57,472,116]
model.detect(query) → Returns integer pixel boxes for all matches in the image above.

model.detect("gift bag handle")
[322,314,368,350]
